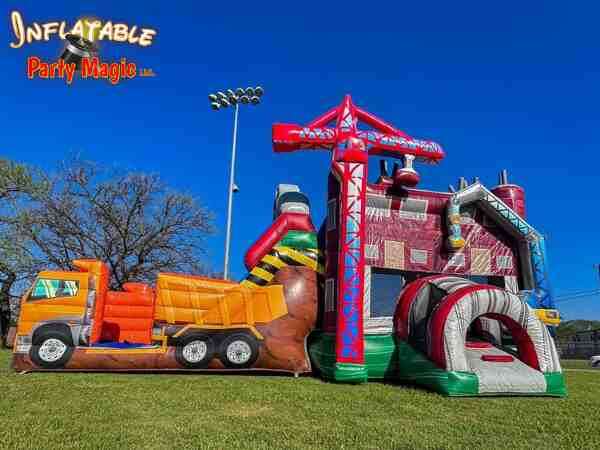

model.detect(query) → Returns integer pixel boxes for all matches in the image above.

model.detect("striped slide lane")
[241,246,323,288]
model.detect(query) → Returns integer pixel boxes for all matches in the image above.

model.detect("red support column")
[330,96,368,382]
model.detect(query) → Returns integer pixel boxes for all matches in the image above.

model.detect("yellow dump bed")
[154,273,287,327]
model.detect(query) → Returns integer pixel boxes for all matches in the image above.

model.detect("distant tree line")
[556,320,600,340]
[0,158,215,345]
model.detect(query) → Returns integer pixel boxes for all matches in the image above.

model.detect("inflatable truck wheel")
[218,333,260,369]
[175,333,215,369]
[30,329,74,369]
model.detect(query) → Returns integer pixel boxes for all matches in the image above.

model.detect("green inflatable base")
[332,363,369,384]
[307,336,368,383]
[308,331,567,397]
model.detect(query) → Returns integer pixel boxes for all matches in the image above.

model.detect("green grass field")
[2,351,599,450]
[560,359,593,370]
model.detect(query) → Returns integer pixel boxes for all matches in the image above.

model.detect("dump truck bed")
[154,273,287,326]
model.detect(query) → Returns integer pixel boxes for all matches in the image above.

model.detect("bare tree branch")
[21,159,215,289]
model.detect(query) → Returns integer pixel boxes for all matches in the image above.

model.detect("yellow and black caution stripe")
[241,246,323,288]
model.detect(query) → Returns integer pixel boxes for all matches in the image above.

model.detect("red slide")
[244,212,315,270]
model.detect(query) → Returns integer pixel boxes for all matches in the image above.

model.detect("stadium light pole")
[209,86,264,280]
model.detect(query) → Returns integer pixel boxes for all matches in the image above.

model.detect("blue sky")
[1,1,598,319]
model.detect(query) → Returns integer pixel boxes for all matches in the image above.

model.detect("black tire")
[175,333,215,369]
[30,328,74,369]
[217,333,260,369]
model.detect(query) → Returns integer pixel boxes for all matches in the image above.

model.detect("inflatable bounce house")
[12,95,566,397]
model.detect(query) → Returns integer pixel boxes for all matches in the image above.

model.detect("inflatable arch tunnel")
[393,275,564,396]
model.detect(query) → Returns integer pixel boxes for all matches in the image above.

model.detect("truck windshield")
[29,279,79,300]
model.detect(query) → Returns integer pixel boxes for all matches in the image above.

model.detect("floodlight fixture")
[207,85,265,279]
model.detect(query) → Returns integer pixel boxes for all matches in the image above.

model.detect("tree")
[0,159,46,345]
[20,159,215,289]
[0,158,215,344]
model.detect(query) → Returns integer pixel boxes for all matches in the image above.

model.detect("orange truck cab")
[14,259,287,370]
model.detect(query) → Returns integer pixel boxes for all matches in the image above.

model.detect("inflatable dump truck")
[14,259,287,370]
[13,181,321,375]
